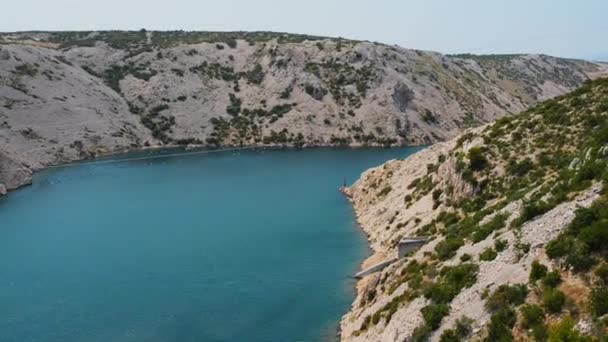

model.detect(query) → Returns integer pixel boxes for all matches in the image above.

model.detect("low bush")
[542,289,566,313]
[425,263,478,304]
[468,147,488,171]
[546,195,608,272]
[485,284,528,312]
[226,93,242,116]
[507,158,534,176]
[530,261,548,283]
[378,186,392,197]
[541,271,562,288]
[590,286,608,317]
[485,307,516,342]
[547,316,593,342]
[435,237,464,260]
[472,214,507,243]
[494,239,508,252]
[595,263,608,285]
[520,304,547,341]
[479,247,497,261]
[421,304,450,330]
[411,325,432,342]
[439,316,473,342]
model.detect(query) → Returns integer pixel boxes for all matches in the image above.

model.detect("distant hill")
[1,31,607,193]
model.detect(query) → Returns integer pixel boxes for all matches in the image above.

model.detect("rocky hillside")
[341,78,608,341]
[1,30,607,194]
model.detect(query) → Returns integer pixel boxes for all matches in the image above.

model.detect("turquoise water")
[0,147,423,342]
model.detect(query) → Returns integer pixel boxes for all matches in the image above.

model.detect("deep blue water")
[0,147,423,342]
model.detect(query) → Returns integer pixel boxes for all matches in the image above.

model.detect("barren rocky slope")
[341,78,608,341]
[1,30,607,194]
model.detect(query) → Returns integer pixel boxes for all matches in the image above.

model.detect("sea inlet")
[0,147,423,342]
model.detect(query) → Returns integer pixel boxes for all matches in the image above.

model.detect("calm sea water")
[0,147,423,342]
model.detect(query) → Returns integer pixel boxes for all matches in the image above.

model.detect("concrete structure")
[354,258,397,279]
[398,237,430,258]
[353,237,430,278]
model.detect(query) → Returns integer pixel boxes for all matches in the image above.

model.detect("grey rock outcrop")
[392,82,414,112]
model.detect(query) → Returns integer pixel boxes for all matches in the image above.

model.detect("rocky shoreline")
[338,78,608,341]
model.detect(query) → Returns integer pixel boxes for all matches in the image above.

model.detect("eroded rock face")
[392,82,415,112]
[0,48,10,61]
[0,152,33,191]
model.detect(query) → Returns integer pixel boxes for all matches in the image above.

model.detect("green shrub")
[424,264,478,304]
[244,63,265,84]
[479,247,497,261]
[485,307,516,342]
[520,304,547,341]
[435,237,464,260]
[548,316,593,342]
[494,239,508,252]
[541,271,562,288]
[421,304,450,330]
[279,85,293,99]
[595,263,608,285]
[411,324,432,342]
[512,201,554,227]
[422,109,438,124]
[468,147,488,171]
[485,284,528,312]
[542,289,566,313]
[530,261,548,283]
[546,196,608,272]
[226,93,242,116]
[439,316,473,342]
[472,214,508,243]
[507,158,534,176]
[590,286,608,317]
[546,236,574,259]
[378,186,392,197]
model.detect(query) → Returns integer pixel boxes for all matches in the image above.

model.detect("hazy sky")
[5,0,607,60]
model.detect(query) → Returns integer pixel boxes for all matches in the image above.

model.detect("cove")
[0,147,423,342]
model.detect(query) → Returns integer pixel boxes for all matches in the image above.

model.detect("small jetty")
[339,177,353,198]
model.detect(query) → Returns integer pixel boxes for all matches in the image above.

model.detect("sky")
[4,0,607,60]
